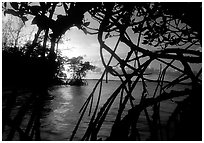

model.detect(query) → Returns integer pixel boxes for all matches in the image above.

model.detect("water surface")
[39,80,189,140]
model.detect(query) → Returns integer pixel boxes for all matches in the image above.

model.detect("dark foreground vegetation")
[3,45,61,88]
[2,2,202,141]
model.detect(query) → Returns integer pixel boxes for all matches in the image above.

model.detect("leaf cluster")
[66,56,96,80]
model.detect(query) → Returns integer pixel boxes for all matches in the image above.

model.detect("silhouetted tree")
[70,2,201,141]
[3,2,97,60]
[67,56,95,85]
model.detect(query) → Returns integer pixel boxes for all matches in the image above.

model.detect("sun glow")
[59,43,86,58]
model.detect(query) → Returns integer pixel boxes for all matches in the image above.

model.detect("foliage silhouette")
[3,2,99,61]
[66,56,96,86]
[70,2,201,141]
[2,2,201,141]
[2,43,64,140]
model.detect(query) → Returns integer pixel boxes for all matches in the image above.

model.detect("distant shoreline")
[2,78,191,90]
[84,78,192,85]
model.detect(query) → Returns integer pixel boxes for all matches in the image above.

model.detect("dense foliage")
[66,56,95,85]
[2,42,64,88]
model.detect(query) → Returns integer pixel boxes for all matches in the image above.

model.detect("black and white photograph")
[2,2,202,141]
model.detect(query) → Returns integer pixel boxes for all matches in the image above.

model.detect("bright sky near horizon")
[59,27,101,66]
[2,4,201,79]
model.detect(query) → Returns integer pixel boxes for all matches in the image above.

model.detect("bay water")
[39,79,189,140]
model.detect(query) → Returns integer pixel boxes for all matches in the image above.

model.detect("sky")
[2,3,202,80]
[58,25,201,80]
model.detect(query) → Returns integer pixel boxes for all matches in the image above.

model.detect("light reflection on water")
[41,85,91,140]
[40,80,189,141]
